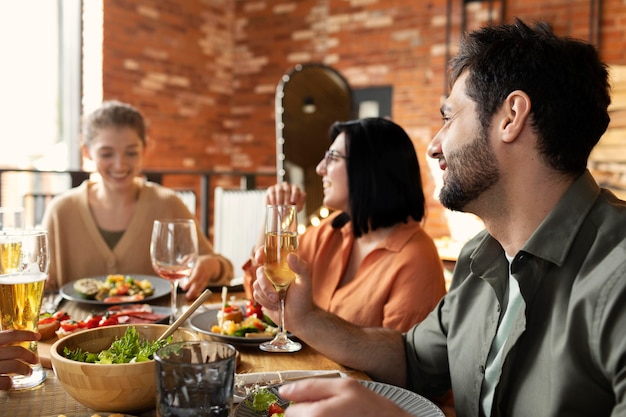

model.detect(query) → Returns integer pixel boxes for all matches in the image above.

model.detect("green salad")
[245,387,289,416]
[63,326,172,364]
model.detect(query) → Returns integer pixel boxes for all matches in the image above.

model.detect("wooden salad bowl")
[49,323,200,413]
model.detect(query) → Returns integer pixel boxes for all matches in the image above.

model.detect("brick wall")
[101,0,626,242]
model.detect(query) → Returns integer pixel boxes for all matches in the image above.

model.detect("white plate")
[190,309,287,346]
[234,370,347,403]
[42,414,138,417]
[59,274,170,305]
[234,378,445,417]
[359,380,445,417]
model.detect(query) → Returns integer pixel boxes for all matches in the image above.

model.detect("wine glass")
[0,228,49,389]
[150,219,198,324]
[260,204,302,352]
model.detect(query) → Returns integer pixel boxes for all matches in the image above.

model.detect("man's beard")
[439,130,499,212]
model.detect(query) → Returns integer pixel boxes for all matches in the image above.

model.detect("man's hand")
[278,378,414,417]
[0,330,40,391]
[252,252,316,330]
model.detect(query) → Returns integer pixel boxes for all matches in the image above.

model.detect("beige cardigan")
[42,180,233,290]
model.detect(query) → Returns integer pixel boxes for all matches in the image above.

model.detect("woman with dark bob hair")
[244,117,446,331]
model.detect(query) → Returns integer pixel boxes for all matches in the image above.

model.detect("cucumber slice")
[73,278,101,299]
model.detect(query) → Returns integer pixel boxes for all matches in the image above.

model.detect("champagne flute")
[150,219,198,324]
[0,229,49,389]
[260,204,302,353]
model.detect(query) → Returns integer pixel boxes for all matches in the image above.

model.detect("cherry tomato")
[38,317,57,326]
[99,315,119,327]
[222,304,236,313]
[268,403,285,416]
[84,315,103,329]
[52,311,70,321]
[115,283,130,295]
[245,300,264,319]
[60,320,81,332]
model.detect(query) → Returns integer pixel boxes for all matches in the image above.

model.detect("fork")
[234,371,342,398]
[41,291,64,314]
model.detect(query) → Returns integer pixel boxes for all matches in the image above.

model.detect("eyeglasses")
[323,150,348,167]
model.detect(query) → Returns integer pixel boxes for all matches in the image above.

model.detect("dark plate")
[60,274,170,305]
[190,309,282,346]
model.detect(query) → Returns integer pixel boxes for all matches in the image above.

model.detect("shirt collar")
[521,170,600,266]
[339,216,422,253]
[469,170,601,277]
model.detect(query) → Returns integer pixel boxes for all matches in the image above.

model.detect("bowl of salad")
[49,324,200,413]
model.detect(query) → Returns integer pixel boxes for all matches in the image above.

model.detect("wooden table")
[5,290,369,417]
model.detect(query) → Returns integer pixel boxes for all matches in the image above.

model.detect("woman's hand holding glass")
[265,183,307,212]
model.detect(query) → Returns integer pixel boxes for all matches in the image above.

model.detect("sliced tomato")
[38,317,57,326]
[52,311,71,321]
[222,304,236,313]
[98,315,119,327]
[245,300,264,319]
[268,403,285,416]
[60,320,81,332]
[115,283,130,295]
[83,315,103,329]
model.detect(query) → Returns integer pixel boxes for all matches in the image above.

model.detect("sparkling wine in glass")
[260,205,301,353]
[0,228,49,390]
[150,219,198,324]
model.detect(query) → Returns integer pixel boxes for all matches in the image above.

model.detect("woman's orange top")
[244,211,446,332]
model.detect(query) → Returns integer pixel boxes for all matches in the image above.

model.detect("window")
[0,0,83,220]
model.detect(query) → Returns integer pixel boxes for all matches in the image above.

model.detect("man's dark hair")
[449,18,611,175]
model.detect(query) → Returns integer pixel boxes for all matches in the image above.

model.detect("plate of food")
[234,370,345,403]
[189,300,284,346]
[234,379,445,417]
[38,303,171,340]
[60,274,170,305]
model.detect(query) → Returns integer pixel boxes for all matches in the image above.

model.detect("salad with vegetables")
[63,326,172,364]
[245,387,289,417]
[73,274,154,302]
[211,300,278,338]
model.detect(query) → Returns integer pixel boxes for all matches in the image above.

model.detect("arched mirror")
[275,63,352,222]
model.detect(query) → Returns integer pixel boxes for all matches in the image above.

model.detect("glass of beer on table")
[0,229,49,389]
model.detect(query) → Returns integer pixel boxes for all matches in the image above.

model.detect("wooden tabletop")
[9,289,369,417]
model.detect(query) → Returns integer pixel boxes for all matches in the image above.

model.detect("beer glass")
[0,229,49,389]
